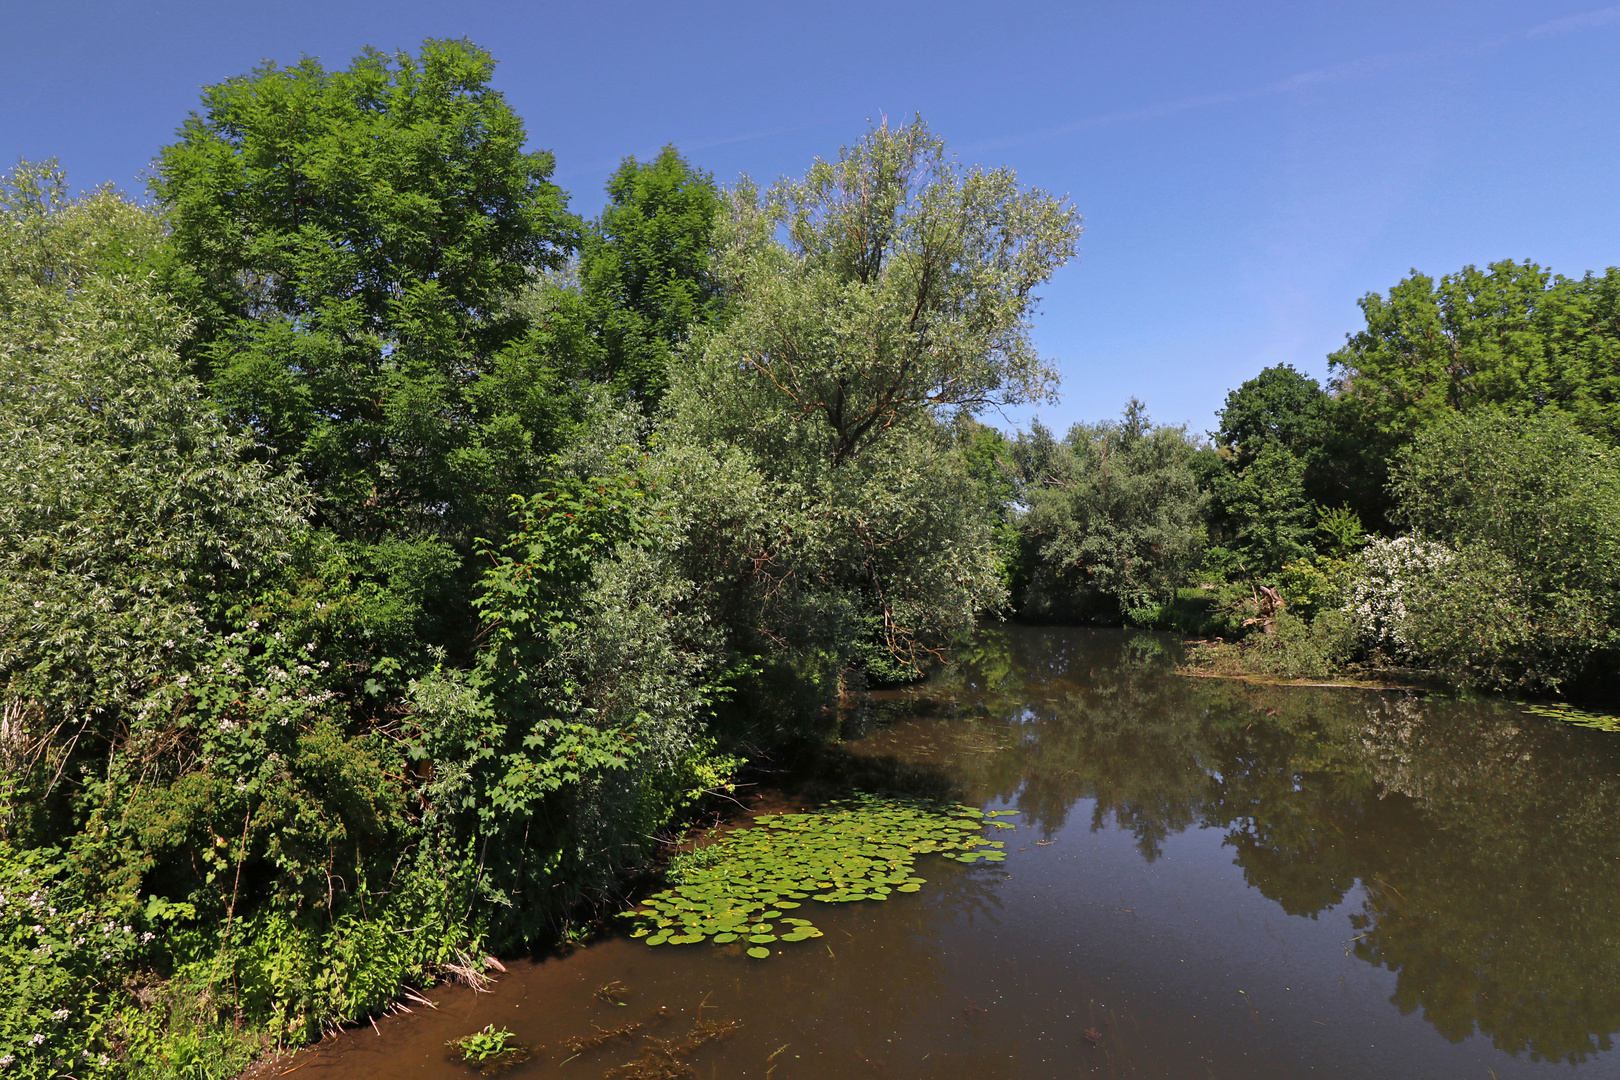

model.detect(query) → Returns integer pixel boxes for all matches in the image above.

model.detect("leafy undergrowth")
[621,796,1014,957]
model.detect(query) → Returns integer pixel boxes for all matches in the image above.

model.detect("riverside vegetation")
[1,34,1617,1080]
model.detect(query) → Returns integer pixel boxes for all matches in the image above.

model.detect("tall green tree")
[1329,260,1620,444]
[1212,363,1381,532]
[154,39,579,544]
[1214,440,1316,577]
[710,115,1081,466]
[653,116,1081,681]
[1388,410,1620,689]
[0,163,308,796]
[1214,363,1329,469]
[579,145,723,403]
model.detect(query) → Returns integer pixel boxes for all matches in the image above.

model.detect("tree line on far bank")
[2,34,1617,1080]
[1004,260,1620,696]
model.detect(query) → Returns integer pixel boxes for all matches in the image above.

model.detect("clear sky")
[5,1,1617,436]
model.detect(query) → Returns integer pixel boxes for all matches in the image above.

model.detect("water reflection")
[878,625,1620,1064]
[300,625,1620,1078]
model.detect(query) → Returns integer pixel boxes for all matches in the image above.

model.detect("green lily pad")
[627,795,1006,956]
[747,946,771,959]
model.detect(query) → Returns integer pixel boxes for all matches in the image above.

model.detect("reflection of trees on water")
[909,625,1620,1063]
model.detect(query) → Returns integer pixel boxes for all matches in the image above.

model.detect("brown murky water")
[284,626,1620,1079]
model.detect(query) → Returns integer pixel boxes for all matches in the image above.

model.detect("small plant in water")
[446,1023,531,1076]
[621,795,1015,958]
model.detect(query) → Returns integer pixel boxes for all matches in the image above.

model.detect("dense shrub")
[1382,411,1620,689]
[1342,536,1456,660]
[1013,402,1208,622]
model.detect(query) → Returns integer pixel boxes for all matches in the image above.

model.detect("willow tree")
[709,115,1081,465]
[658,117,1082,680]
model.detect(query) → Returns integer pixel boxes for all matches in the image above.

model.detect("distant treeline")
[3,34,1618,1080]
[1004,261,1620,695]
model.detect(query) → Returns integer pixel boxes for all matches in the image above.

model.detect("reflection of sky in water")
[299,625,1620,1079]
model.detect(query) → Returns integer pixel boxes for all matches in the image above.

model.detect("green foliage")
[1330,260,1620,444]
[621,797,1008,954]
[0,842,132,1079]
[407,470,738,944]
[955,418,1022,594]
[1215,363,1330,470]
[579,146,723,403]
[1314,505,1367,559]
[710,115,1080,465]
[651,119,1070,692]
[1208,439,1316,578]
[154,39,579,545]
[1211,364,1378,526]
[1277,557,1353,622]
[0,162,310,828]
[447,1023,530,1074]
[1013,402,1208,621]
[1389,410,1620,690]
[1392,410,1620,589]
[1229,609,1360,680]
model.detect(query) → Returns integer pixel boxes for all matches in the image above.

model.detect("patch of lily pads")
[621,796,1017,958]
[1525,703,1620,733]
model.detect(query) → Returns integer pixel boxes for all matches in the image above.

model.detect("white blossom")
[1343,536,1453,656]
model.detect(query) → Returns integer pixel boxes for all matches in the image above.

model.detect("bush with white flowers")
[1343,536,1454,658]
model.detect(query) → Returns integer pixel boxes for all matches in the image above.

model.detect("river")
[281,625,1620,1079]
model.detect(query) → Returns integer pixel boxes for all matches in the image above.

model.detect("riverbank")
[267,625,1620,1080]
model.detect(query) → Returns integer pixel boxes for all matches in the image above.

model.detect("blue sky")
[5,1,1617,436]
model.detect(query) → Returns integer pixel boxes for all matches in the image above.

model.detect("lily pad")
[624,795,1006,957]
[747,946,771,959]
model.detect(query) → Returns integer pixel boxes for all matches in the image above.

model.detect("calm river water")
[287,626,1620,1079]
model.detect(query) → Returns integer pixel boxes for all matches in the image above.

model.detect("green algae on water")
[621,796,1011,958]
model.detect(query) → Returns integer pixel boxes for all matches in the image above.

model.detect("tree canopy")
[1329,260,1620,444]
[155,39,578,543]
[708,116,1081,465]
[579,145,723,403]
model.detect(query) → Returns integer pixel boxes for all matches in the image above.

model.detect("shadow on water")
[279,625,1620,1079]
